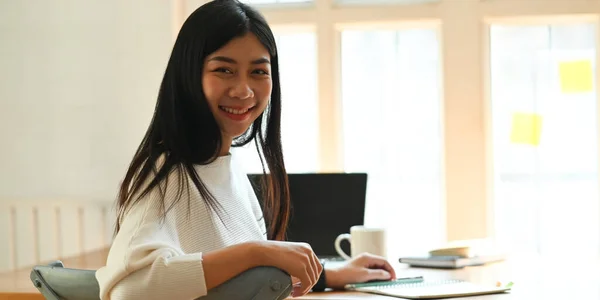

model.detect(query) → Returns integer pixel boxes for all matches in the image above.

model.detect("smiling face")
[202,32,273,154]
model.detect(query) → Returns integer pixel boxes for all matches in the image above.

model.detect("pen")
[344,276,425,289]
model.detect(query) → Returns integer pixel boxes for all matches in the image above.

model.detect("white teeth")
[220,106,250,115]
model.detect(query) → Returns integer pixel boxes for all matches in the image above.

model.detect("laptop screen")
[248,173,367,258]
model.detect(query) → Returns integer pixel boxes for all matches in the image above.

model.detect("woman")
[96,0,396,299]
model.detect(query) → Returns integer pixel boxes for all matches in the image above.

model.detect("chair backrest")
[30,260,100,300]
[30,261,292,300]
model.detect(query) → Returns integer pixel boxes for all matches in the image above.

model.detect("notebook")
[344,277,512,299]
[398,254,506,269]
[399,238,506,269]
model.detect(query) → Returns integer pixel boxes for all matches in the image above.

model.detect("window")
[340,28,444,256]
[490,23,599,257]
[233,31,319,174]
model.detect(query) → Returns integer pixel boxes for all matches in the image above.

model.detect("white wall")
[0,0,174,272]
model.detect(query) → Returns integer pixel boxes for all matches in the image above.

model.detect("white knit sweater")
[95,154,267,300]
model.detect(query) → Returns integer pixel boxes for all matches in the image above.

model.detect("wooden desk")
[300,255,600,299]
[2,250,598,300]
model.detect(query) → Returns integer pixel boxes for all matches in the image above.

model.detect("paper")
[559,60,594,93]
[510,113,542,146]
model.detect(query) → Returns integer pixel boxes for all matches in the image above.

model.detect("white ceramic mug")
[334,226,386,260]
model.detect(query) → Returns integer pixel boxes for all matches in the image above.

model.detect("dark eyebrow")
[251,57,271,64]
[208,56,270,65]
[208,56,236,64]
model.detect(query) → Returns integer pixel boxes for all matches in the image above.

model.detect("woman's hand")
[324,253,397,290]
[255,241,323,297]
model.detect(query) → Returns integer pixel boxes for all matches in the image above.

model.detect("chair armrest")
[30,260,100,300]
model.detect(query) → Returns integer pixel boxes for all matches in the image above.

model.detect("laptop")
[247,173,368,260]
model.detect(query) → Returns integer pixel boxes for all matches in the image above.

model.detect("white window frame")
[181,0,600,245]
[482,13,600,255]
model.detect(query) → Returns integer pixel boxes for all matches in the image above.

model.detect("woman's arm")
[98,243,262,300]
[99,237,321,300]
[202,241,262,290]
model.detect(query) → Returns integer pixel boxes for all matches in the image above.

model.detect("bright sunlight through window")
[490,23,599,257]
[341,28,444,256]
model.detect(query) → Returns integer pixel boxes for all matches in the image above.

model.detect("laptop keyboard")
[319,256,345,262]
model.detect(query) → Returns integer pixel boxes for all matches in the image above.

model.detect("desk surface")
[1,250,599,300]
[302,255,600,299]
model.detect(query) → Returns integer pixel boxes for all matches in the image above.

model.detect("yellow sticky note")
[559,60,594,93]
[510,113,542,146]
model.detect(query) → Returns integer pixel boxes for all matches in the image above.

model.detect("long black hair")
[115,0,290,241]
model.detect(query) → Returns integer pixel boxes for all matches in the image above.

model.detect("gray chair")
[31,260,292,300]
